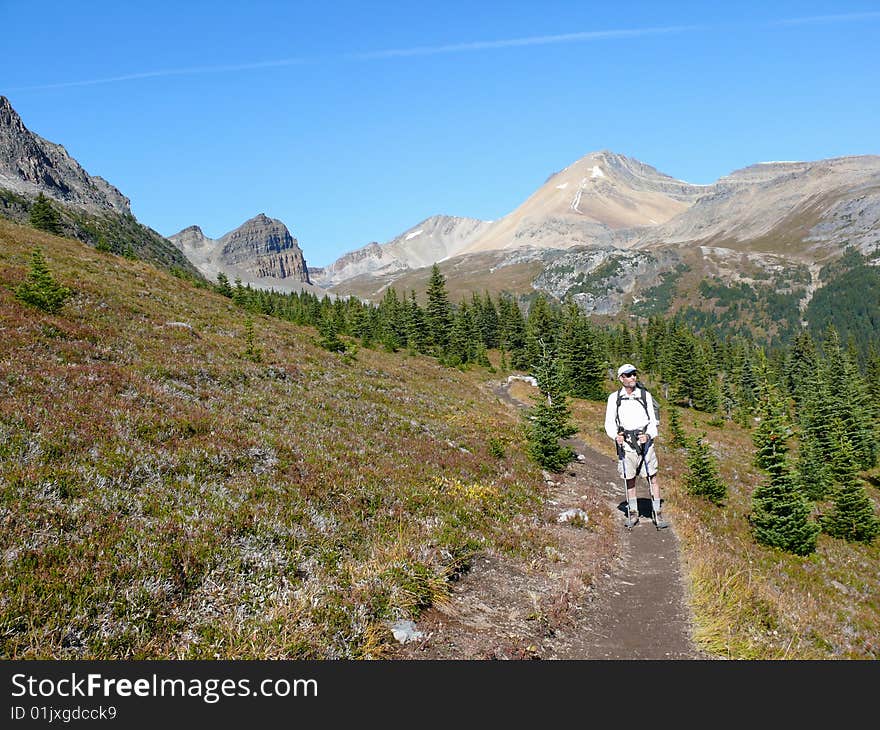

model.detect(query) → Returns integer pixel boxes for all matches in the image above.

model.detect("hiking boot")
[625,510,640,529]
[653,511,669,529]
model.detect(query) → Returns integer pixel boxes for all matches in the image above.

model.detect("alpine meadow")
[2,214,879,660]
[3,4,880,666]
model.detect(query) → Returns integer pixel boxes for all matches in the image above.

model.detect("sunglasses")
[621,372,637,377]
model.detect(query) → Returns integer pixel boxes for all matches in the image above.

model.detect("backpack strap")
[636,384,650,420]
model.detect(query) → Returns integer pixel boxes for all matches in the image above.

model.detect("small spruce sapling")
[14,248,72,314]
[684,435,727,505]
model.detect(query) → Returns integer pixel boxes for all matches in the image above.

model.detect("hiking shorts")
[616,440,658,480]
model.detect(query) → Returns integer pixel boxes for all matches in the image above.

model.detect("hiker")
[604,363,668,529]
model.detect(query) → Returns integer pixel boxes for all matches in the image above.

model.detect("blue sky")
[3,1,879,267]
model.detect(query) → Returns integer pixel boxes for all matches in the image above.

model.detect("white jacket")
[604,386,659,440]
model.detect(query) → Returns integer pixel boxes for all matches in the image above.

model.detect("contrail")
[348,25,699,60]
[773,11,880,26]
[8,58,316,91]
[6,13,879,92]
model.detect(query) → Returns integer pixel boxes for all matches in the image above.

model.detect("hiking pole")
[642,438,668,530]
[634,432,652,528]
[617,428,637,529]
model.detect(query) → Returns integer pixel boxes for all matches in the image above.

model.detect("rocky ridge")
[621,156,880,256]
[0,96,200,277]
[0,96,130,215]
[169,214,314,292]
[310,214,491,288]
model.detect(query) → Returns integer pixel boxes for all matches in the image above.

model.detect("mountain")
[169,213,317,294]
[311,151,707,291]
[0,97,129,214]
[456,150,707,255]
[621,156,880,257]
[0,96,199,276]
[310,214,491,288]
[321,151,880,338]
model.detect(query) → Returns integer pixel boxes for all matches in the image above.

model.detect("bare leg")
[625,477,637,504]
[649,474,661,502]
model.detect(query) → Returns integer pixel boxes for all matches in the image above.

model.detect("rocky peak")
[0,96,26,135]
[311,214,492,288]
[556,150,708,202]
[0,95,130,214]
[171,214,311,285]
[169,225,210,251]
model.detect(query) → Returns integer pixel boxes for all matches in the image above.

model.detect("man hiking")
[604,364,668,529]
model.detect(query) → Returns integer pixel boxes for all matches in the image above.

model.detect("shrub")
[14,248,72,314]
[684,436,727,505]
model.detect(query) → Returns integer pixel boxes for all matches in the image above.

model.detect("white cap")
[617,363,638,376]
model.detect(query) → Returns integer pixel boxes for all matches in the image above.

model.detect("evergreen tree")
[558,300,605,400]
[523,341,577,472]
[378,287,406,349]
[475,342,493,371]
[317,310,346,353]
[242,317,263,362]
[752,380,791,480]
[793,430,833,502]
[642,316,667,373]
[349,302,373,347]
[750,470,820,555]
[667,405,688,449]
[820,478,880,543]
[524,293,557,368]
[826,417,861,488]
[14,248,72,314]
[864,344,880,427]
[664,322,697,406]
[683,435,727,504]
[786,329,818,408]
[425,264,452,353]
[731,341,759,421]
[797,366,837,466]
[405,291,429,353]
[377,287,404,352]
[232,277,247,307]
[498,294,528,370]
[612,322,636,363]
[476,291,500,349]
[750,380,819,554]
[690,343,721,413]
[719,376,737,422]
[95,235,112,253]
[818,326,877,469]
[29,193,61,234]
[445,302,475,366]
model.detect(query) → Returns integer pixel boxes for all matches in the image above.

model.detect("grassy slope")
[0,188,202,278]
[3,218,878,660]
[573,395,880,659]
[0,219,548,659]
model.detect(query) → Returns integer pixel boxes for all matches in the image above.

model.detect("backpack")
[615,382,661,428]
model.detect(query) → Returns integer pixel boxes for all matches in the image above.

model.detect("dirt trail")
[393,381,710,660]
